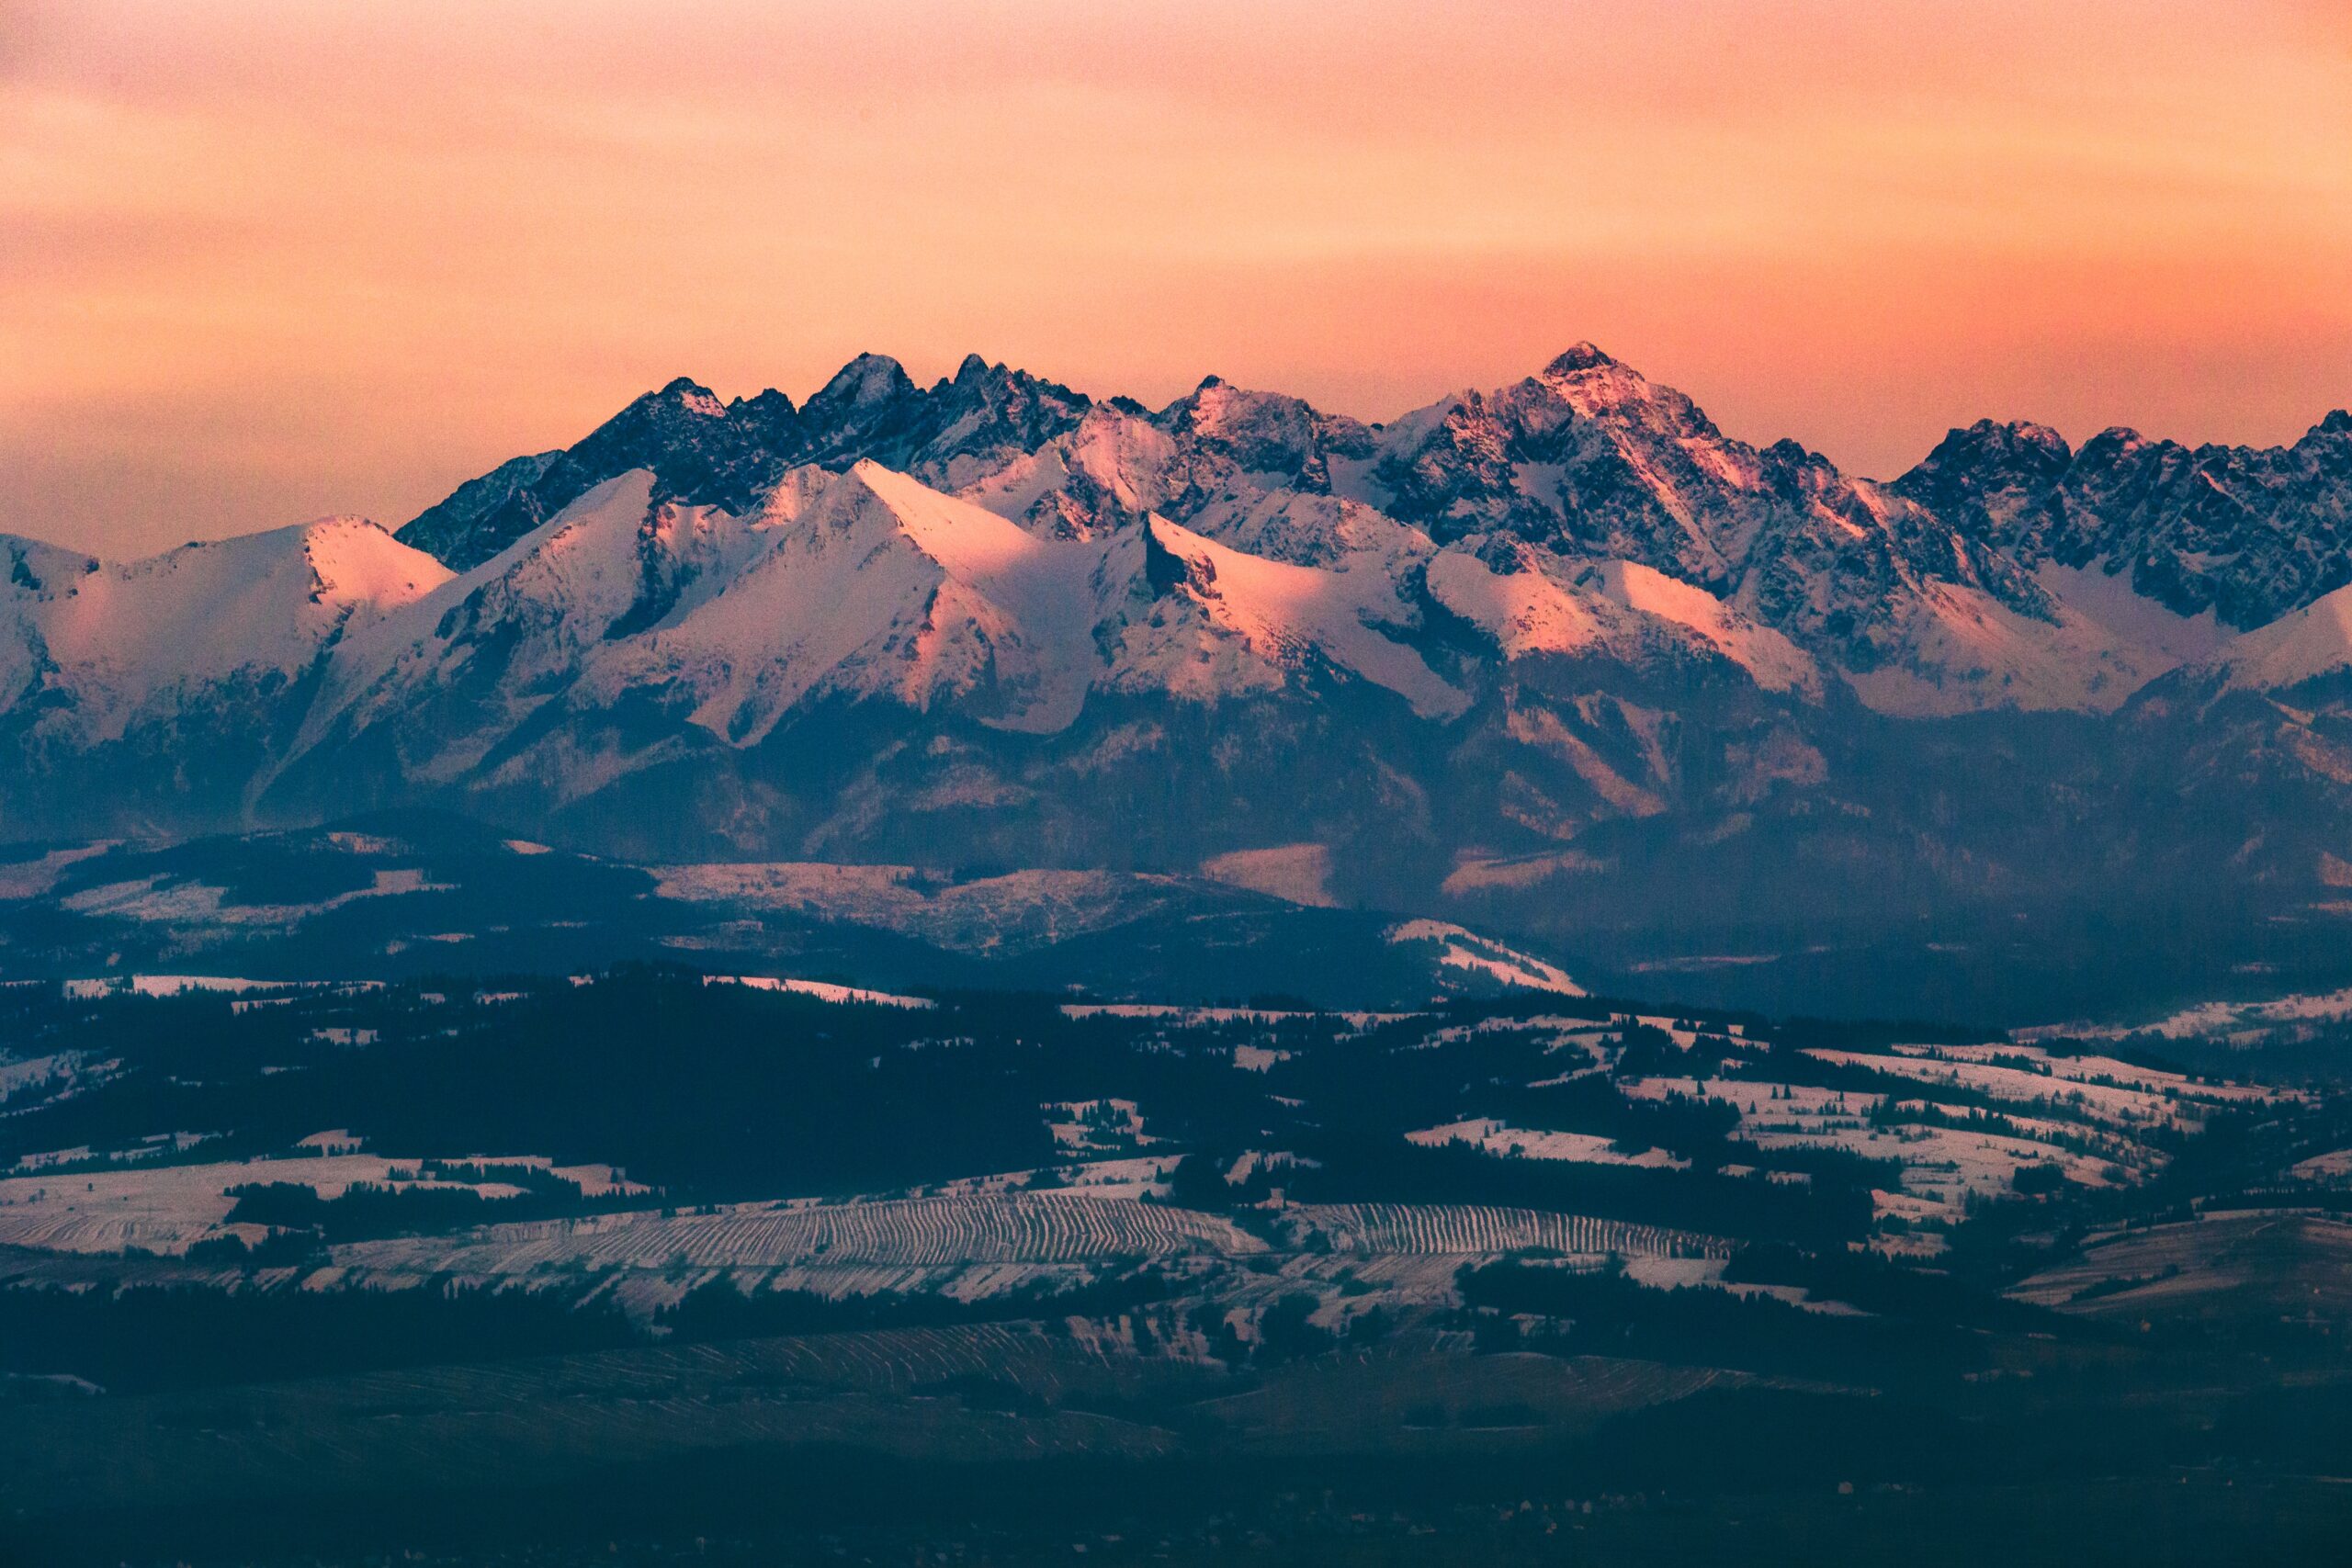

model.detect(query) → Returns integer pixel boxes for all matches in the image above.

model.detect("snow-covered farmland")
[1622,1071,2144,1226]
[1895,1042,2273,1105]
[1381,919,1584,996]
[2291,1148,2352,1183]
[0,1154,503,1255]
[1060,1002,1412,1028]
[0,1148,644,1255]
[701,974,936,1009]
[0,1051,98,1104]
[1043,1099,1157,1156]
[1803,1045,2267,1131]
[2030,986,2352,1046]
[1289,1202,1728,1260]
[1623,1077,1866,1115]
[913,1156,1178,1201]
[59,868,447,931]
[334,1190,1269,1279]
[1406,1119,1688,1170]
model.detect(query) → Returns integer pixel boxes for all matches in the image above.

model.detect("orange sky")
[4,0,2349,557]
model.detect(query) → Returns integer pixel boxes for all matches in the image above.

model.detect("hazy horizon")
[6,0,2348,558]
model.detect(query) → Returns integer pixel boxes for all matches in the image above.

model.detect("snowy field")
[1406,1119,1688,1170]
[0,1148,641,1255]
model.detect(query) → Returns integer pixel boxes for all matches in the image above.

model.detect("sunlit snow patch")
[1382,919,1583,996]
[701,974,936,1010]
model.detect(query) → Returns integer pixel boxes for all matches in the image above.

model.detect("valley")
[4,967,2351,1563]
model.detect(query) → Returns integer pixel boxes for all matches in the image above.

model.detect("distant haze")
[3,0,2348,558]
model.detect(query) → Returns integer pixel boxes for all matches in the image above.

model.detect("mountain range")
[6,346,2351,1016]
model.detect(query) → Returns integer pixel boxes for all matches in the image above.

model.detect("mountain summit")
[4,347,2350,972]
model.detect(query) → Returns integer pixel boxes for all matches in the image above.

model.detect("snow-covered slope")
[295,469,775,788]
[1896,410,2352,630]
[1123,515,1463,718]
[7,344,2352,951]
[591,460,1124,741]
[368,344,2352,727]
[368,344,2352,725]
[2213,583,2352,692]
[1836,579,2199,718]
[315,458,1471,781]
[1424,538,1818,695]
[0,534,98,708]
[9,518,449,743]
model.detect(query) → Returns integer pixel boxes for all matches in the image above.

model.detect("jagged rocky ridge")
[6,346,2352,994]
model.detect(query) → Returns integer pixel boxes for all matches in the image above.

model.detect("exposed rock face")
[1896,410,2352,628]
[397,358,1094,570]
[6,348,2352,973]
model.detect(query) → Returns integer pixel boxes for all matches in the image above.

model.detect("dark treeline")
[25,1409,2351,1568]
[4,969,2322,1272]
[221,1174,634,1241]
[655,1267,1182,1341]
[0,972,1067,1201]
[3,970,1456,1200]
[0,1281,642,1393]
[1455,1259,1996,1382]
[0,1265,1205,1394]
[1719,1241,2081,1334]
[3,970,1928,1241]
[1277,1135,1877,1247]
[1476,1070,1741,1156]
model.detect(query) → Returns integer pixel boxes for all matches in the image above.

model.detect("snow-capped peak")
[654,377,729,419]
[1542,342,1620,377]
[13,515,451,744]
[809,353,916,412]
[295,515,458,609]
[11,343,2352,862]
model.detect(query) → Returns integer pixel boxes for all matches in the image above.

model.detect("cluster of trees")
[0,1281,641,1393]
[1455,1258,1999,1382]
[653,1267,1181,1341]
